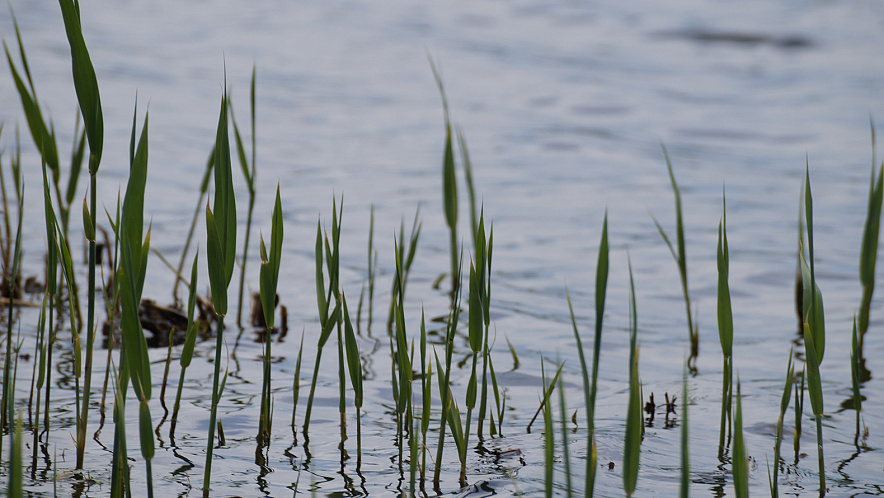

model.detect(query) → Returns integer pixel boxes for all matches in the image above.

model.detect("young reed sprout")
[680,364,689,498]
[527,360,564,434]
[431,60,459,297]
[799,166,827,496]
[173,148,213,304]
[342,296,363,467]
[357,204,378,333]
[302,205,343,434]
[557,358,573,498]
[543,359,555,498]
[850,318,863,444]
[652,147,698,370]
[566,211,608,497]
[623,256,641,498]
[386,208,421,334]
[770,348,793,498]
[257,186,283,446]
[433,255,463,487]
[203,82,238,497]
[1,143,22,442]
[717,191,734,454]
[732,380,748,498]
[794,366,805,462]
[170,253,200,438]
[858,122,883,356]
[233,66,257,328]
[291,331,304,432]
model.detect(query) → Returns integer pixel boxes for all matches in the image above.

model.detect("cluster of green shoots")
[0,3,880,498]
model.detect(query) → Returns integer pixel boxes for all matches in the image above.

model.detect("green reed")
[302,203,343,434]
[386,208,421,333]
[732,380,748,498]
[432,61,459,298]
[680,365,689,498]
[794,365,805,463]
[357,204,378,333]
[799,166,827,496]
[233,66,258,328]
[342,296,363,467]
[1,134,22,444]
[566,211,608,498]
[624,256,641,497]
[57,0,105,469]
[170,253,200,438]
[203,81,238,497]
[391,240,413,470]
[850,318,863,443]
[770,349,794,498]
[172,149,213,304]
[858,122,883,354]
[652,147,698,370]
[717,191,734,454]
[257,186,283,446]
[432,256,463,488]
[115,106,154,497]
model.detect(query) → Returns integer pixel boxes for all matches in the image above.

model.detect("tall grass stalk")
[342,296,363,468]
[543,359,554,498]
[623,256,641,497]
[170,253,200,438]
[302,206,343,433]
[57,0,105,469]
[732,380,748,498]
[770,349,793,498]
[431,61,459,298]
[794,366,805,463]
[432,256,463,488]
[680,364,689,498]
[717,191,734,454]
[850,318,863,443]
[557,358,573,498]
[566,211,608,497]
[116,108,155,497]
[858,122,883,355]
[1,139,22,443]
[799,166,827,496]
[233,66,257,327]
[257,186,283,446]
[172,149,213,304]
[386,209,421,333]
[652,147,698,369]
[203,82,238,497]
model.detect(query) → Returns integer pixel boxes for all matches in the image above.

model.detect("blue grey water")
[1,0,883,495]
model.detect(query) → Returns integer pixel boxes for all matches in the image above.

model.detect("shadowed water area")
[1,0,884,496]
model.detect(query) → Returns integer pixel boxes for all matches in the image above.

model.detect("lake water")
[1,0,884,496]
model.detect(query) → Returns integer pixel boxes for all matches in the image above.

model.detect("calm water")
[1,0,884,496]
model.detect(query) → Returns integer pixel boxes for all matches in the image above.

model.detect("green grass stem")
[652,146,698,370]
[624,256,641,497]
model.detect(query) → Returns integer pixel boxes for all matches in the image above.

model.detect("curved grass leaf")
[259,186,283,329]
[58,0,103,168]
[624,256,641,497]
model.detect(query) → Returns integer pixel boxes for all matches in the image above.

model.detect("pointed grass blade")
[58,0,103,168]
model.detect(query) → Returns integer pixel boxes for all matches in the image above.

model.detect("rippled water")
[1,0,884,496]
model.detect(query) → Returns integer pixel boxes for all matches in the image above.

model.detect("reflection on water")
[1,0,884,495]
